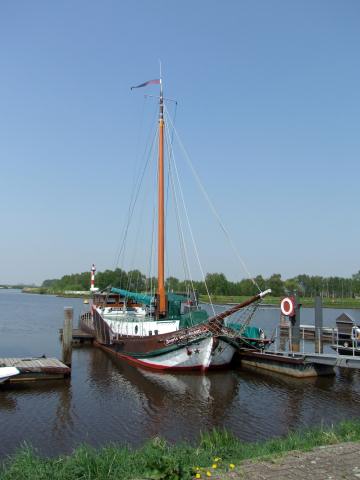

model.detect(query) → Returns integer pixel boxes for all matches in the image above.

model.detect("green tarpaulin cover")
[227,323,262,338]
[110,288,154,306]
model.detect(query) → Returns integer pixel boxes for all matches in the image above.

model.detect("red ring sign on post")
[280,297,296,317]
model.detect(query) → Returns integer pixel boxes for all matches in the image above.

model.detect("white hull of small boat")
[0,367,20,383]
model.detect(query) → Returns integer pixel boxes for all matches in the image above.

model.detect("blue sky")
[0,1,359,284]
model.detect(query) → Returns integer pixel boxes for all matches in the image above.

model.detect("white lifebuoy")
[281,297,295,317]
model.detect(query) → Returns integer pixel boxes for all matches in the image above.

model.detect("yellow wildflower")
[229,463,235,469]
[213,457,221,462]
[195,474,201,479]
[206,471,212,477]
[212,463,217,469]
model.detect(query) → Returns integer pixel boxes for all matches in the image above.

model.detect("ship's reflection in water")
[2,291,360,458]
[2,346,360,458]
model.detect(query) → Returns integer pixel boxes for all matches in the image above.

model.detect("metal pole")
[315,296,323,353]
[291,295,301,353]
[62,307,73,367]
[302,327,305,353]
[353,332,355,357]
[289,324,292,353]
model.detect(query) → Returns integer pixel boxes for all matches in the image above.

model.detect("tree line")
[42,269,360,298]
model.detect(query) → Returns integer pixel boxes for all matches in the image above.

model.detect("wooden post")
[62,307,73,368]
[315,295,323,353]
[291,296,301,353]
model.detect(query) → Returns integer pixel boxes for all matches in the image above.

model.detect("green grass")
[2,421,360,479]
[200,294,360,309]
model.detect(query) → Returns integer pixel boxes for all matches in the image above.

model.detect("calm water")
[1,289,360,458]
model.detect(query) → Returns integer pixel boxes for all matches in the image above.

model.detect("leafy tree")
[205,273,230,295]
[41,268,360,298]
[268,274,285,297]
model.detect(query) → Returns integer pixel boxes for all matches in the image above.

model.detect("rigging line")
[166,129,195,301]
[146,146,158,297]
[165,118,195,293]
[116,124,157,275]
[164,109,216,317]
[164,102,177,219]
[166,116,213,316]
[167,125,195,304]
[114,102,158,272]
[113,99,155,270]
[164,102,178,286]
[164,121,195,300]
[164,169,171,289]
[169,100,178,149]
[164,105,261,293]
[114,124,158,276]
[147,202,156,296]
[127,141,159,299]
[164,124,190,283]
[126,176,151,293]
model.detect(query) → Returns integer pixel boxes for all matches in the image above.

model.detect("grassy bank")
[2,421,360,479]
[22,288,88,299]
[200,294,360,309]
[22,287,49,295]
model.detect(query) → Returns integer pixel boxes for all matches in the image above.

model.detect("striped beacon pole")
[90,264,96,292]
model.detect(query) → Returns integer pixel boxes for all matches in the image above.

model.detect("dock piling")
[315,296,323,353]
[62,307,73,367]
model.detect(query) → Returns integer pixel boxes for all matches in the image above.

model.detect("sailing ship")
[80,77,272,371]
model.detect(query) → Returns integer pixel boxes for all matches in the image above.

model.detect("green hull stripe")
[123,335,210,359]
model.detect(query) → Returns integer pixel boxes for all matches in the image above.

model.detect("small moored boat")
[0,367,20,383]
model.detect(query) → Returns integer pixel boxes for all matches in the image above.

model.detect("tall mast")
[157,77,167,317]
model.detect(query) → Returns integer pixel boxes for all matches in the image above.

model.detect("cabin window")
[149,331,152,336]
[135,325,138,334]
[154,330,159,335]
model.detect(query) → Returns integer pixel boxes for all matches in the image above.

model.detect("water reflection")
[0,391,17,411]
[53,379,73,439]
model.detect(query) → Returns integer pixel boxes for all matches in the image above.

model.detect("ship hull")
[80,306,240,371]
[95,336,235,371]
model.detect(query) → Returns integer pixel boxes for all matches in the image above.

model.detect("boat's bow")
[0,367,20,384]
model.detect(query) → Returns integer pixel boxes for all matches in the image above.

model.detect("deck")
[0,357,71,383]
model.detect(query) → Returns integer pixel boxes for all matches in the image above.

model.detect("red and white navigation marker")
[90,264,97,292]
[280,296,296,317]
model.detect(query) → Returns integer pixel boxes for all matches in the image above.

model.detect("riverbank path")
[217,441,360,479]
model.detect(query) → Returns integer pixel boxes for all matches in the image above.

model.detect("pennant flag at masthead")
[131,79,161,90]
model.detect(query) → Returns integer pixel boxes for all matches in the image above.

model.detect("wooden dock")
[0,357,70,383]
[59,328,94,345]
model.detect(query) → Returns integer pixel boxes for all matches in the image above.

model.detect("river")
[1,289,360,458]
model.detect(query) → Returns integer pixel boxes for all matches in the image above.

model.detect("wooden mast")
[157,78,167,317]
